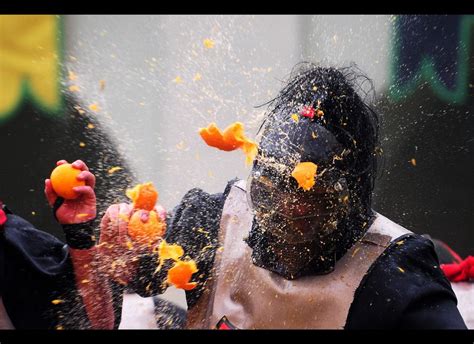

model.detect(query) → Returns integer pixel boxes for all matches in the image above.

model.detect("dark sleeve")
[129,179,237,309]
[1,213,126,329]
[1,213,91,329]
[346,234,467,329]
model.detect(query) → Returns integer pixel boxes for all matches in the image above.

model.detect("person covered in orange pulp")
[96,63,466,329]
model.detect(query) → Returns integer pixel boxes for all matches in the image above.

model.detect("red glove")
[0,206,6,227]
[441,256,474,282]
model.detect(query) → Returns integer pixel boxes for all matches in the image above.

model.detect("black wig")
[257,62,380,237]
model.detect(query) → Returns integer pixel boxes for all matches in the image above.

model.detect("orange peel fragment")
[291,162,318,191]
[167,260,198,290]
[158,240,184,261]
[199,122,258,165]
[156,240,198,291]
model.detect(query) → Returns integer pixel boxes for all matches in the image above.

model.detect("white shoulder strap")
[367,212,413,243]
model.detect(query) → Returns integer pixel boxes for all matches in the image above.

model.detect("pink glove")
[98,203,166,285]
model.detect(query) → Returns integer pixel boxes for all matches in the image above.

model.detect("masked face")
[247,159,350,245]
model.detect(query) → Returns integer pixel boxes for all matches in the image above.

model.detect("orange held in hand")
[50,163,86,199]
[127,210,166,244]
[126,182,158,211]
[199,122,258,165]
[167,260,198,291]
[126,182,166,243]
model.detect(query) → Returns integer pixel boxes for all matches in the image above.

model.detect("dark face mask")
[245,157,352,279]
[246,218,341,279]
[245,116,362,279]
[247,161,350,244]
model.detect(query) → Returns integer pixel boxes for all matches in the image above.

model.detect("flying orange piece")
[155,240,198,290]
[199,122,258,165]
[291,162,318,191]
[158,240,184,261]
[167,260,198,290]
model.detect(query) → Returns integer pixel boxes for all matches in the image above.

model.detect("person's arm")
[346,234,467,329]
[126,184,229,308]
[45,159,115,329]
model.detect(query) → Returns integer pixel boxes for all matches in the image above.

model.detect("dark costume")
[129,178,466,329]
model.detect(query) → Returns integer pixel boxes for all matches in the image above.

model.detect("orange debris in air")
[158,240,184,261]
[50,163,86,199]
[199,122,258,165]
[88,103,100,112]
[107,166,122,175]
[156,240,198,291]
[167,260,198,290]
[291,162,318,191]
[68,71,77,81]
[203,38,215,49]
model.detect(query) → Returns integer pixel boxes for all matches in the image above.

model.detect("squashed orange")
[126,182,165,243]
[291,162,318,191]
[167,260,198,290]
[127,210,166,243]
[199,122,258,165]
[50,163,86,199]
[126,182,158,211]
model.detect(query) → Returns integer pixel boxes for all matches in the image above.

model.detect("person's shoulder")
[366,213,445,288]
[367,212,413,242]
[166,178,241,238]
[174,178,240,213]
[365,213,444,275]
[346,215,456,328]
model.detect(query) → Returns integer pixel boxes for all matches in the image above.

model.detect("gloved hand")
[98,203,166,285]
[44,159,97,224]
[44,160,97,249]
